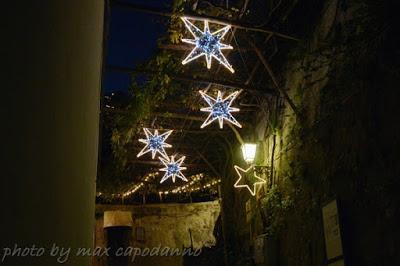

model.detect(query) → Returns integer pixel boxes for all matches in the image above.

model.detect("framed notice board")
[322,199,345,266]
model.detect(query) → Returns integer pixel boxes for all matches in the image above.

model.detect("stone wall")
[94,201,220,266]
[223,0,400,265]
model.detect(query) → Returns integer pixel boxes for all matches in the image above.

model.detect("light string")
[160,175,221,195]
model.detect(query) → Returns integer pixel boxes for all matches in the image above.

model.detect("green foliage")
[104,0,259,185]
[110,50,183,170]
[261,184,293,236]
[108,0,242,172]
[107,0,198,172]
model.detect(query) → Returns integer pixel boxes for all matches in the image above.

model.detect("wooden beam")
[107,65,276,96]
[159,44,192,51]
[250,41,300,116]
[155,106,257,113]
[245,33,274,85]
[153,112,203,121]
[163,128,231,134]
[153,112,249,127]
[159,43,253,52]
[111,0,299,41]
[194,149,222,178]
[132,160,206,167]
[227,123,244,145]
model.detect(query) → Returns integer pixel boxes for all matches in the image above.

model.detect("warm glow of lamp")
[241,143,257,164]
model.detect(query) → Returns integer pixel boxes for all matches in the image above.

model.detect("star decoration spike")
[180,17,234,73]
[199,90,242,129]
[234,165,266,196]
[159,155,188,184]
[137,128,172,159]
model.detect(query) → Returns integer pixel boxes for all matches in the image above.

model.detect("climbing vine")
[110,50,183,168]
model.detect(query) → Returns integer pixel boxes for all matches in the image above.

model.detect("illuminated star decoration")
[234,165,266,196]
[199,90,241,129]
[180,17,234,73]
[159,155,188,183]
[137,128,172,159]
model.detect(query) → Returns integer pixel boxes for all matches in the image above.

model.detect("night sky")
[103,0,171,93]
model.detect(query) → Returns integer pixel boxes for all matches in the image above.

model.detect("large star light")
[234,165,266,196]
[199,90,241,129]
[159,155,188,184]
[180,17,234,73]
[137,128,172,159]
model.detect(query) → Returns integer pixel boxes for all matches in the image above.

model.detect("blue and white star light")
[199,90,242,129]
[159,155,188,183]
[180,17,234,73]
[137,128,173,159]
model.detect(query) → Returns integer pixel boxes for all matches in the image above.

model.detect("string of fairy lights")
[97,172,221,200]
[159,174,221,195]
[123,17,269,198]
[122,172,160,198]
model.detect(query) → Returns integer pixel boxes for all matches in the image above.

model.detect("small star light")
[234,165,266,196]
[180,17,234,73]
[199,90,242,129]
[137,128,172,159]
[159,155,188,184]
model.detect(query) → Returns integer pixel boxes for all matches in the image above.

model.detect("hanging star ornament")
[234,165,266,196]
[199,90,242,129]
[180,17,234,73]
[137,128,172,159]
[159,155,188,184]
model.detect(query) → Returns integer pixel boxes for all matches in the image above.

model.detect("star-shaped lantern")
[234,165,266,196]
[137,128,172,159]
[199,90,241,129]
[180,17,234,73]
[159,155,188,184]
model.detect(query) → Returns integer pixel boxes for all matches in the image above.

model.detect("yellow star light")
[234,165,266,196]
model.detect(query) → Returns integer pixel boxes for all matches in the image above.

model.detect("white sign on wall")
[322,199,344,265]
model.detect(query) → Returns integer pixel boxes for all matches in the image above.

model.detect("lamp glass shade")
[241,143,257,163]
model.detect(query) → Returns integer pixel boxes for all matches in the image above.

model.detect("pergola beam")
[250,41,300,116]
[153,112,203,122]
[111,0,299,41]
[132,160,206,167]
[107,65,276,95]
[161,128,231,134]
[153,112,249,127]
[158,44,253,52]
[195,149,222,178]
[154,106,257,113]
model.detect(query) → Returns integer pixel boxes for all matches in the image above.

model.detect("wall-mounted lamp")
[241,143,257,164]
